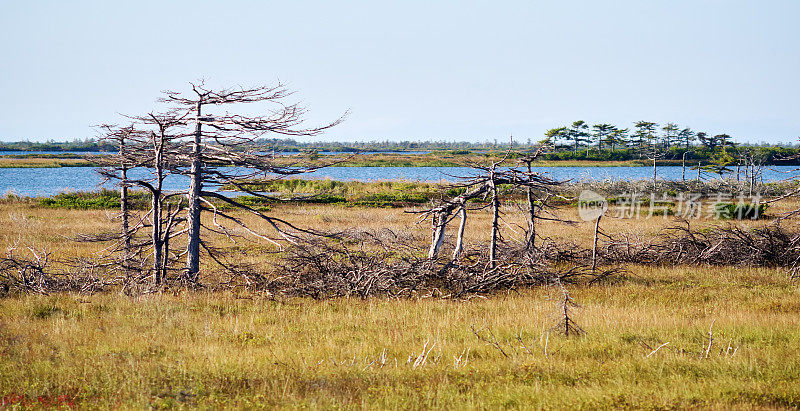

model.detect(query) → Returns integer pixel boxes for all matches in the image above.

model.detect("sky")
[1,0,799,144]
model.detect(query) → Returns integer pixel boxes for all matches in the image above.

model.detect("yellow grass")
[1,200,799,408]
[0,157,94,168]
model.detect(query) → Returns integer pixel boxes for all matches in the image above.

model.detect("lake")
[0,166,796,197]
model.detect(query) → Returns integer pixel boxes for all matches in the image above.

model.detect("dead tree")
[682,151,690,181]
[160,82,347,283]
[517,146,550,251]
[97,120,186,286]
[739,148,769,196]
[416,156,561,265]
[96,125,136,276]
[553,279,583,336]
[645,143,666,189]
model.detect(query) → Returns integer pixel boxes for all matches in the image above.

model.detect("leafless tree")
[159,82,348,283]
[516,145,551,250]
[91,82,347,287]
[96,116,187,286]
[415,148,561,267]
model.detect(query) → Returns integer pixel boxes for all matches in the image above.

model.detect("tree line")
[2,121,796,155]
[546,121,743,153]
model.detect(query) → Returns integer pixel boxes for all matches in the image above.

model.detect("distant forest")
[2,120,799,164]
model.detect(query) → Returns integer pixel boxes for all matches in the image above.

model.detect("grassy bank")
[25,178,799,212]
[0,157,97,168]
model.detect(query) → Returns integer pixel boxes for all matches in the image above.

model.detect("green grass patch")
[38,189,151,210]
[713,202,769,220]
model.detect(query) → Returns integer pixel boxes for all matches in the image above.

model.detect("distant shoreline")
[3,152,800,168]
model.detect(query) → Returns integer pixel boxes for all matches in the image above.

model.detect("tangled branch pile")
[603,222,800,274]
[251,229,613,299]
[0,246,105,295]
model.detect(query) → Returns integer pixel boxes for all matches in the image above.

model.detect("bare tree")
[97,115,187,286]
[517,146,550,251]
[416,149,561,266]
[96,125,135,276]
[160,82,348,283]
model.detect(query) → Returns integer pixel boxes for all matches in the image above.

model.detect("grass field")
[1,197,799,408]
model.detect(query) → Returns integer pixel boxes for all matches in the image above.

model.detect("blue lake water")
[0,166,797,197]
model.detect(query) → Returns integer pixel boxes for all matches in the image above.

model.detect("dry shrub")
[603,221,800,271]
[567,179,794,197]
[0,246,106,295]
[252,229,616,299]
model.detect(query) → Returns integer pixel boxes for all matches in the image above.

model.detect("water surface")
[0,166,794,197]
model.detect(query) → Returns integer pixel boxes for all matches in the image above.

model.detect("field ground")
[1,199,800,408]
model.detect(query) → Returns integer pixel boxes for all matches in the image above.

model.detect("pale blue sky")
[1,1,798,143]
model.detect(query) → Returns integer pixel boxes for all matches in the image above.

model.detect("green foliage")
[648,208,675,217]
[39,191,120,210]
[713,202,769,220]
[38,189,150,210]
[543,149,640,162]
[0,138,115,152]
[349,193,430,207]
[445,187,468,197]
[31,304,62,319]
[225,196,275,211]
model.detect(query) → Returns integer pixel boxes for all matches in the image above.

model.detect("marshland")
[4,1,800,409]
[2,171,800,408]
[2,97,799,409]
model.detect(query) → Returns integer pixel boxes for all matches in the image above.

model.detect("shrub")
[713,202,768,220]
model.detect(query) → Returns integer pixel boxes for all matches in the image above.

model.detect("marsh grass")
[1,199,800,408]
[0,157,96,168]
[1,265,798,408]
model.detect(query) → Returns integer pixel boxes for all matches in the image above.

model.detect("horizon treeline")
[543,120,771,153]
[0,122,797,153]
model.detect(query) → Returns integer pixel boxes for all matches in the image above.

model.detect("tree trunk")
[186,101,203,282]
[591,214,602,272]
[681,152,687,181]
[152,189,162,286]
[428,213,447,259]
[525,162,536,251]
[489,175,500,269]
[152,140,165,286]
[162,203,173,282]
[652,157,657,189]
[745,160,750,194]
[452,205,467,261]
[120,146,131,276]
